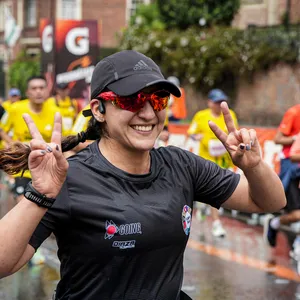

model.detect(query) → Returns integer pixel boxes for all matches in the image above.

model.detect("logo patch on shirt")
[104,220,142,239]
[112,240,136,249]
[182,205,192,235]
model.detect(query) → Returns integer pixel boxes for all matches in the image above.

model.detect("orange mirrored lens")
[100,90,169,112]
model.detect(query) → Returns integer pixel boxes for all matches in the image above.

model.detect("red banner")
[55,20,98,98]
[40,19,99,99]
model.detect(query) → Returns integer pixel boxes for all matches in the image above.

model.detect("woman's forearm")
[243,161,286,212]
[0,198,47,277]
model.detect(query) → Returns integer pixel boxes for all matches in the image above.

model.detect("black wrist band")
[23,181,56,208]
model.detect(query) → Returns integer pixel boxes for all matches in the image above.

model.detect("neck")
[211,110,221,118]
[29,101,43,113]
[99,139,151,174]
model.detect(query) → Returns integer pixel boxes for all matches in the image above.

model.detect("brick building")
[0,0,299,59]
[233,0,300,28]
[0,0,150,59]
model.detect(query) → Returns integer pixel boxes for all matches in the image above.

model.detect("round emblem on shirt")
[182,205,192,235]
[105,220,119,239]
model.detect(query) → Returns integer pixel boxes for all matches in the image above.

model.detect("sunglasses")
[98,90,170,112]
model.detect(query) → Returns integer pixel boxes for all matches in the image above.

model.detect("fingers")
[221,102,236,133]
[23,114,44,141]
[30,142,68,169]
[52,143,69,169]
[236,128,258,153]
[30,139,53,152]
[51,113,62,145]
[29,149,50,160]
[208,120,227,144]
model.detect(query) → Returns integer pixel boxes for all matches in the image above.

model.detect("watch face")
[16,186,25,195]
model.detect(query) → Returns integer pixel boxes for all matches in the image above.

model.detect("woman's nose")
[137,101,156,119]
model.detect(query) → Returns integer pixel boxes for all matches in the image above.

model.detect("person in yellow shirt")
[61,104,92,157]
[188,89,239,238]
[1,76,60,200]
[46,82,78,136]
[2,88,21,112]
[0,88,21,150]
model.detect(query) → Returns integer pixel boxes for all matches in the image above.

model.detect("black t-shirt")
[29,142,240,300]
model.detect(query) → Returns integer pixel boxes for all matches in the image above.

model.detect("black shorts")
[284,178,300,212]
[11,177,31,197]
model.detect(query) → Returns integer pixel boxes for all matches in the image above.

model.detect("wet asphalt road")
[1,211,300,299]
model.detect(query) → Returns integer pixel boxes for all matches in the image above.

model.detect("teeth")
[132,125,152,132]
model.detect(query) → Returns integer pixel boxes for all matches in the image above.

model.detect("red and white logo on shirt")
[104,220,142,239]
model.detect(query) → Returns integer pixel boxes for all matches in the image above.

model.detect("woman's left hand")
[208,102,261,171]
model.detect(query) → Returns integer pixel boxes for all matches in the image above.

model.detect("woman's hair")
[0,116,108,175]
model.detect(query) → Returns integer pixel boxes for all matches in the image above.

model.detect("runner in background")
[0,76,61,265]
[187,89,239,238]
[0,88,21,149]
[2,88,21,112]
[66,77,93,156]
[264,103,300,249]
[156,76,185,147]
[46,82,79,136]
[0,76,61,202]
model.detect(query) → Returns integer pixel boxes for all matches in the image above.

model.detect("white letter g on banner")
[66,27,89,56]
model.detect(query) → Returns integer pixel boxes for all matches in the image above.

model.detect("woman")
[0,50,286,300]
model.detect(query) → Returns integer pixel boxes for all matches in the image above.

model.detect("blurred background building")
[233,0,300,28]
[0,0,299,124]
[1,0,299,58]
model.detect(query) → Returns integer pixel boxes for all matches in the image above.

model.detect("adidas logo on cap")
[133,60,152,71]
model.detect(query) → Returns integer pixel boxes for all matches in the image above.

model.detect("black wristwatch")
[23,181,56,208]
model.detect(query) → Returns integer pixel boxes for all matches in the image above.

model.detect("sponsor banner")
[55,20,98,98]
[168,124,282,174]
[40,19,55,94]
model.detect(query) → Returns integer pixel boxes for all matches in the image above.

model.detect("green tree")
[8,51,40,98]
[130,2,165,31]
[156,0,240,29]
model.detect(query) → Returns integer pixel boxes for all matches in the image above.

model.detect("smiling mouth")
[131,125,154,132]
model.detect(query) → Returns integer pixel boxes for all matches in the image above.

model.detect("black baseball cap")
[83,50,181,117]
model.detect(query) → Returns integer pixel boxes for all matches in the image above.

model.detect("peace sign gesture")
[23,112,69,198]
[208,102,261,171]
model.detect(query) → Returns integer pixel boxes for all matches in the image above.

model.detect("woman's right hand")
[23,112,69,199]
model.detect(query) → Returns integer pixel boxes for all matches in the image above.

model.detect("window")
[126,0,150,23]
[57,0,81,20]
[62,0,76,19]
[25,0,37,27]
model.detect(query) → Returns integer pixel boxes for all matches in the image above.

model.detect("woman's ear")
[90,99,105,122]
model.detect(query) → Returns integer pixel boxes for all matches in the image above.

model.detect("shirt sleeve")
[0,109,13,132]
[290,134,300,156]
[188,151,240,208]
[278,108,296,136]
[187,113,201,135]
[71,112,89,134]
[29,180,71,251]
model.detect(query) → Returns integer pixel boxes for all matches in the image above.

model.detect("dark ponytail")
[0,116,106,175]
